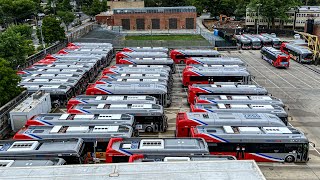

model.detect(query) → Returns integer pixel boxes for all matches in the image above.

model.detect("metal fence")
[0,90,28,139]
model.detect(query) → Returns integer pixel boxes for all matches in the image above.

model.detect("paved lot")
[163,50,320,179]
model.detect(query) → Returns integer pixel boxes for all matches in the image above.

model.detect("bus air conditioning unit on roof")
[139,139,164,150]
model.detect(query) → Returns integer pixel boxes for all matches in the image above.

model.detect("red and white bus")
[170,49,221,64]
[191,125,309,163]
[175,112,286,137]
[116,52,168,63]
[261,47,290,68]
[280,43,313,63]
[182,66,251,86]
[185,57,245,66]
[187,84,268,104]
[122,47,168,53]
[105,138,209,163]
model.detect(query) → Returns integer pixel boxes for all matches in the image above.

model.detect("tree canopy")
[0,0,37,24]
[57,10,76,31]
[40,15,66,44]
[0,58,23,106]
[82,0,107,17]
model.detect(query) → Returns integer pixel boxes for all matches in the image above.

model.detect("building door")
[169,18,177,29]
[121,19,130,30]
[186,18,194,29]
[151,19,160,29]
[136,19,145,30]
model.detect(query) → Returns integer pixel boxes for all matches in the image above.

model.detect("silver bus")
[116,58,176,73]
[186,57,245,66]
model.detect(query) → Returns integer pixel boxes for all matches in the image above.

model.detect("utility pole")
[256,4,262,34]
[38,13,46,54]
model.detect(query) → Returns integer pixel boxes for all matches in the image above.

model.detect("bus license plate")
[135,124,143,129]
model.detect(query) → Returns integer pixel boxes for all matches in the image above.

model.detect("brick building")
[112,6,197,30]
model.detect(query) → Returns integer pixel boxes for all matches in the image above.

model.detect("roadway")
[164,50,320,179]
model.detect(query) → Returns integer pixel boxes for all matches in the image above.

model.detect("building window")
[169,18,177,29]
[136,19,145,30]
[186,18,194,29]
[151,19,160,29]
[121,19,130,30]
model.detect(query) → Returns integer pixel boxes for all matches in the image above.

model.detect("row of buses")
[178,49,310,163]
[234,33,281,50]
[5,46,310,168]
[16,42,115,107]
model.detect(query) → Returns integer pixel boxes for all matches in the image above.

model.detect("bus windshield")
[273,41,281,45]
[302,53,313,60]
[252,42,261,46]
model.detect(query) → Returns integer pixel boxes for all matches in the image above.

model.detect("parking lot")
[162,49,320,179]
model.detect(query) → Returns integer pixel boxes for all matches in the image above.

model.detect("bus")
[254,34,272,47]
[0,158,66,167]
[261,34,282,49]
[129,154,236,162]
[67,95,158,109]
[170,49,221,64]
[186,57,245,66]
[188,84,268,104]
[68,103,168,133]
[86,84,171,107]
[280,43,313,63]
[105,138,209,163]
[102,74,170,82]
[20,73,83,80]
[34,58,100,72]
[182,67,251,86]
[122,47,169,53]
[0,138,86,164]
[191,125,309,163]
[14,125,133,156]
[175,112,287,137]
[261,47,290,68]
[111,64,172,74]
[102,67,171,78]
[116,52,168,63]
[190,103,288,123]
[95,78,171,92]
[26,113,134,127]
[20,84,78,108]
[243,34,262,49]
[44,54,105,67]
[113,61,176,74]
[234,35,251,49]
[195,95,284,107]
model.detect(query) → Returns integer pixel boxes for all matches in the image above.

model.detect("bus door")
[297,143,309,162]
[235,144,247,160]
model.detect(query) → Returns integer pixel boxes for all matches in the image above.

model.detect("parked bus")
[111,64,172,74]
[122,47,169,53]
[68,103,168,133]
[182,67,251,86]
[243,34,262,49]
[116,52,168,63]
[102,67,171,78]
[67,95,158,109]
[186,57,245,66]
[26,113,134,127]
[280,43,313,63]
[261,47,290,68]
[102,74,170,82]
[170,49,221,64]
[129,154,236,162]
[195,95,284,107]
[20,84,78,108]
[190,103,288,123]
[0,158,66,167]
[86,84,171,107]
[105,138,209,163]
[44,54,105,66]
[234,35,252,49]
[113,62,176,74]
[0,138,85,164]
[14,125,133,155]
[261,34,282,48]
[176,112,287,137]
[254,34,272,47]
[188,84,268,104]
[20,73,82,80]
[191,125,309,163]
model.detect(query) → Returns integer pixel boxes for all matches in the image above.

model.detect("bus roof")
[190,84,268,94]
[86,83,168,94]
[172,49,220,55]
[184,68,251,76]
[285,43,312,54]
[193,125,308,143]
[243,34,261,42]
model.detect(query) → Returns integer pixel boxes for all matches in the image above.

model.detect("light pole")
[256,3,262,34]
[51,0,56,15]
[38,13,46,54]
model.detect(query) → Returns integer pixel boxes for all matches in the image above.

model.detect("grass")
[125,35,205,41]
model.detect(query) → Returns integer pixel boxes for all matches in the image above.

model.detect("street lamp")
[51,0,56,15]
[38,13,46,54]
[256,3,262,34]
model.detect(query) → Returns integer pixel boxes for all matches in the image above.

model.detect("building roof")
[0,160,266,180]
[113,6,196,14]
[298,6,320,12]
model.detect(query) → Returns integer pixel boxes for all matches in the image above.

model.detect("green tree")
[57,11,75,31]
[0,0,36,24]
[0,58,23,106]
[40,15,65,44]
[0,28,34,68]
[248,0,301,29]
[58,0,73,11]
[7,24,33,40]
[82,0,103,18]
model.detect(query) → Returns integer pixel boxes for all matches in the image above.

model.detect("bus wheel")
[285,155,295,163]
[145,126,153,133]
